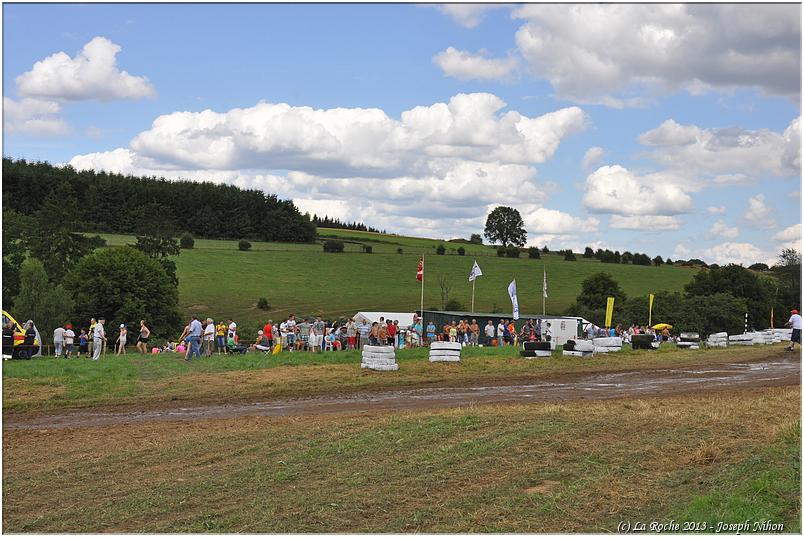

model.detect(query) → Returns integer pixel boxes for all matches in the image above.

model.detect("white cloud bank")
[68,93,587,239]
[582,165,693,216]
[510,4,800,105]
[433,47,518,81]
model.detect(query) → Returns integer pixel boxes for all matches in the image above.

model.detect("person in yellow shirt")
[215,321,227,354]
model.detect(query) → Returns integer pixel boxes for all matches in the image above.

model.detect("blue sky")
[4,3,801,266]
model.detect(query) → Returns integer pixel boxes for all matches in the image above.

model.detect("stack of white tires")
[763,330,782,344]
[728,333,756,346]
[773,328,793,341]
[706,332,728,348]
[593,337,622,354]
[361,345,398,371]
[429,341,462,362]
[562,339,594,358]
[677,332,701,350]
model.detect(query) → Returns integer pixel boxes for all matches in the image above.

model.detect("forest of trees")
[2,158,316,243]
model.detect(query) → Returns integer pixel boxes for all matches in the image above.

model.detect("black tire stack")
[520,341,551,358]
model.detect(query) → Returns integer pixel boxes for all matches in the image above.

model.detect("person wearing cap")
[53,323,66,358]
[92,319,106,361]
[115,323,128,355]
[64,324,75,358]
[785,309,801,351]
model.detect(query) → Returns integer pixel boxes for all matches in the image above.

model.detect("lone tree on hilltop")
[484,206,527,247]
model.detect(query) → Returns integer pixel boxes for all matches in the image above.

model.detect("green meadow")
[94,229,698,325]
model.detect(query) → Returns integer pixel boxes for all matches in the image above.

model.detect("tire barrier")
[522,341,551,351]
[630,334,655,350]
[429,341,461,362]
[677,332,701,349]
[361,345,398,371]
[706,332,728,348]
[520,349,552,359]
[592,336,622,354]
[562,349,593,358]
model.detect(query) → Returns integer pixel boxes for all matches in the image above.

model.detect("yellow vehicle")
[2,309,39,359]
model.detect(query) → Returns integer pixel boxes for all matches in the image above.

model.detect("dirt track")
[4,353,799,430]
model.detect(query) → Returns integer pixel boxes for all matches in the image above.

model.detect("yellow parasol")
[652,323,673,330]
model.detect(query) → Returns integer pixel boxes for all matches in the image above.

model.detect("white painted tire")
[428,350,461,358]
[430,342,462,351]
[592,337,622,347]
[563,350,593,358]
[594,346,621,353]
[362,351,396,360]
[429,356,460,362]
[572,340,595,352]
[363,345,395,354]
[362,358,397,366]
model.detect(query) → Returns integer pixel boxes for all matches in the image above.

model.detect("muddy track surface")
[5,354,800,430]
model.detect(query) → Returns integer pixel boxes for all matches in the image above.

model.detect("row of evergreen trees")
[2,158,316,243]
[311,214,383,233]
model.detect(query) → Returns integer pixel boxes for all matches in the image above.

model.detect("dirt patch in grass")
[3,378,65,405]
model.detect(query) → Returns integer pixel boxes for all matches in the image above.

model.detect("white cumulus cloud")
[743,194,776,228]
[707,205,727,214]
[16,36,155,101]
[523,207,599,235]
[582,165,693,216]
[581,146,604,170]
[707,242,773,266]
[435,4,506,28]
[3,96,70,136]
[433,47,518,81]
[639,116,801,180]
[609,215,681,231]
[773,224,801,242]
[706,220,739,239]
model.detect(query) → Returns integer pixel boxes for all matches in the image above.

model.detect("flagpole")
[420,253,425,319]
[542,267,546,315]
[471,279,476,313]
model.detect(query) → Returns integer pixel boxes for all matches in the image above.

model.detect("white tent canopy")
[352,312,416,328]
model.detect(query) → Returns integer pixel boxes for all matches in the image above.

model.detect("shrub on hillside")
[323,239,344,253]
[239,240,252,251]
[506,246,520,258]
[564,251,577,261]
[436,244,446,255]
[363,245,373,254]
[444,299,467,311]
[497,247,506,257]
[180,233,194,249]
[257,297,271,311]
[457,246,465,256]
[528,247,541,259]
[397,248,403,254]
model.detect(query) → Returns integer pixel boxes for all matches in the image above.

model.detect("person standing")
[412,317,423,347]
[136,320,151,354]
[345,319,357,349]
[215,320,227,354]
[285,314,297,351]
[544,322,553,343]
[357,319,370,349]
[378,321,389,346]
[78,328,88,357]
[53,324,65,358]
[786,309,802,352]
[203,318,215,356]
[64,324,75,358]
[263,319,274,350]
[426,320,437,345]
[87,318,97,358]
[386,319,396,347]
[312,317,326,352]
[497,319,507,346]
[116,324,128,355]
[187,315,203,361]
[92,318,106,361]
[484,320,495,346]
[227,319,238,349]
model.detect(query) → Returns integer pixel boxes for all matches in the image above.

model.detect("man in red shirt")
[263,321,273,349]
[386,320,396,346]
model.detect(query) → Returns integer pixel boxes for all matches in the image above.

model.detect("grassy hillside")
[94,230,698,325]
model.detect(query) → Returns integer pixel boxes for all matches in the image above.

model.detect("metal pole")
[420,254,425,319]
[471,278,476,313]
[745,312,748,333]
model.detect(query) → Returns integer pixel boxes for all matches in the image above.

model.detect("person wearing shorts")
[357,319,370,349]
[786,309,802,351]
[285,315,297,351]
[64,324,75,358]
[345,319,357,349]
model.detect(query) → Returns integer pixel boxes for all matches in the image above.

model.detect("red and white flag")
[416,256,424,282]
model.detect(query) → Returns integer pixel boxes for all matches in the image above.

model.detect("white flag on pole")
[468,260,483,282]
[508,279,520,320]
[543,268,548,299]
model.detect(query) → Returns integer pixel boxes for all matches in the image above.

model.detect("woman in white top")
[116,324,127,355]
